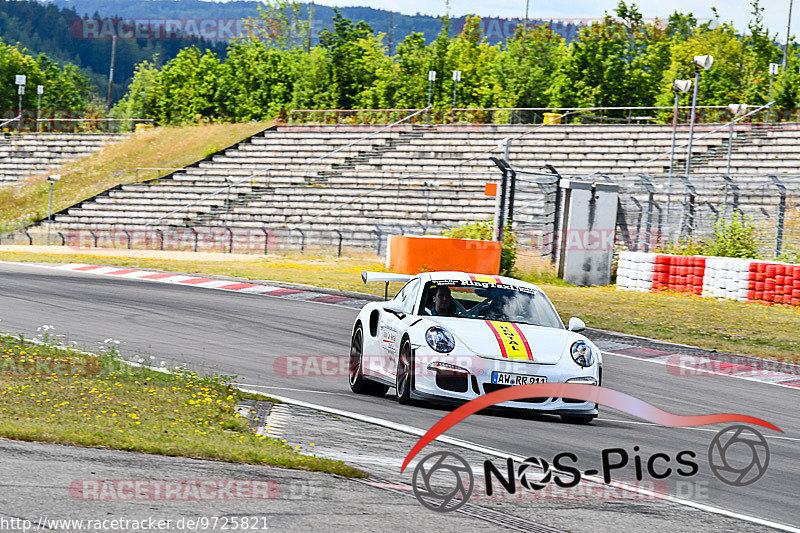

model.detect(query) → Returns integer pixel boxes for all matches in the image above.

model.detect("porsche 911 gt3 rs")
[348,271,602,424]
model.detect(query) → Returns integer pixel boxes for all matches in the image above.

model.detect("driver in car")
[430,285,457,317]
[484,292,512,321]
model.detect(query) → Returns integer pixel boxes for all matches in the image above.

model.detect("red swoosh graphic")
[400,383,782,473]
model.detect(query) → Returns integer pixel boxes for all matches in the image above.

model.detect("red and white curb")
[33,262,800,391]
[53,263,367,308]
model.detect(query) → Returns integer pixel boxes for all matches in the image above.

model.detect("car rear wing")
[361,271,415,300]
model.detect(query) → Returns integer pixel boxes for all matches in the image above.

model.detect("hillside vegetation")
[0,121,272,228]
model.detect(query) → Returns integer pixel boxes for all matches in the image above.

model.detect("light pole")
[782,0,794,70]
[452,70,461,110]
[46,174,60,246]
[768,62,780,123]
[725,103,748,180]
[36,85,43,133]
[684,55,713,182]
[666,79,692,237]
[679,55,712,241]
[15,75,26,132]
[426,70,436,123]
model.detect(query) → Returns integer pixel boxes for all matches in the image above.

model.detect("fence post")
[296,229,306,254]
[637,174,656,252]
[630,197,643,251]
[189,227,198,252]
[769,175,787,257]
[225,227,233,253]
[333,229,343,257]
[57,231,65,246]
[373,226,384,256]
[88,229,98,248]
[156,229,164,251]
[677,176,697,240]
[262,228,270,255]
[123,229,132,249]
[720,174,740,215]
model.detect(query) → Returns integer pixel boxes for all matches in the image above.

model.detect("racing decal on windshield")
[469,274,503,284]
[486,321,533,361]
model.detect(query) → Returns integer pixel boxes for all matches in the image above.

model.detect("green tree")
[319,9,376,109]
[147,46,222,125]
[216,39,294,121]
[656,22,744,107]
[551,2,670,111]
[493,24,567,109]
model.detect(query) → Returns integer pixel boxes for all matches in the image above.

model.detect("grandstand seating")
[0,133,124,185]
[44,123,800,251]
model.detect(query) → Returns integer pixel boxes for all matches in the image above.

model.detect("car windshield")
[420,280,563,329]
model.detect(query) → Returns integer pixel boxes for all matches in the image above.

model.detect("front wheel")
[396,338,415,405]
[349,325,389,396]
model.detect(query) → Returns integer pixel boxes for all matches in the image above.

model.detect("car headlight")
[426,327,455,353]
[570,341,595,367]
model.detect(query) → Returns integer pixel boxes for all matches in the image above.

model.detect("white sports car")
[349,271,602,423]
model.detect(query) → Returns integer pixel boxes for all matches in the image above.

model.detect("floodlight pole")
[684,66,701,184]
[767,63,779,123]
[36,85,43,132]
[18,86,23,132]
[426,71,436,123]
[783,0,794,70]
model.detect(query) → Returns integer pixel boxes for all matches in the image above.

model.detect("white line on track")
[235,384,353,397]
[604,350,800,391]
[598,418,799,442]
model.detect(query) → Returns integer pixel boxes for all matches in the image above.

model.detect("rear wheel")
[396,338,415,405]
[349,325,388,396]
[561,414,596,425]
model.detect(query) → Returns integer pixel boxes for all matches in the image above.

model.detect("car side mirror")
[384,300,406,318]
[567,317,586,332]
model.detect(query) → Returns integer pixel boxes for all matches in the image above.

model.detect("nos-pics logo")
[411,425,770,513]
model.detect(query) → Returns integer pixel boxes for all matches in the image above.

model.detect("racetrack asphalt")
[0,262,798,531]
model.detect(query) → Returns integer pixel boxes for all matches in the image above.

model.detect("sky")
[300,1,796,42]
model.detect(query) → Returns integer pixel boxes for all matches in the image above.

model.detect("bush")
[443,219,518,275]
[706,212,762,259]
[655,212,762,259]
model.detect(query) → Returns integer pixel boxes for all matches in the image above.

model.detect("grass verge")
[0,121,272,228]
[0,334,363,477]
[1,249,799,361]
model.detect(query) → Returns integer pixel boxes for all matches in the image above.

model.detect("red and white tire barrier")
[617,251,800,306]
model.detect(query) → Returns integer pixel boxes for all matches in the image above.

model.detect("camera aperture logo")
[405,384,780,512]
[412,451,473,512]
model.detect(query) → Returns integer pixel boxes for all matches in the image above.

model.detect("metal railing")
[288,106,789,126]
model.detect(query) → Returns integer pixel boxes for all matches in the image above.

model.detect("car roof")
[420,271,543,292]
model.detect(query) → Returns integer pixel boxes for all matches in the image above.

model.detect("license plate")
[491,372,547,386]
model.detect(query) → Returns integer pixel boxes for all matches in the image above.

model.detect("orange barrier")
[387,235,501,275]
